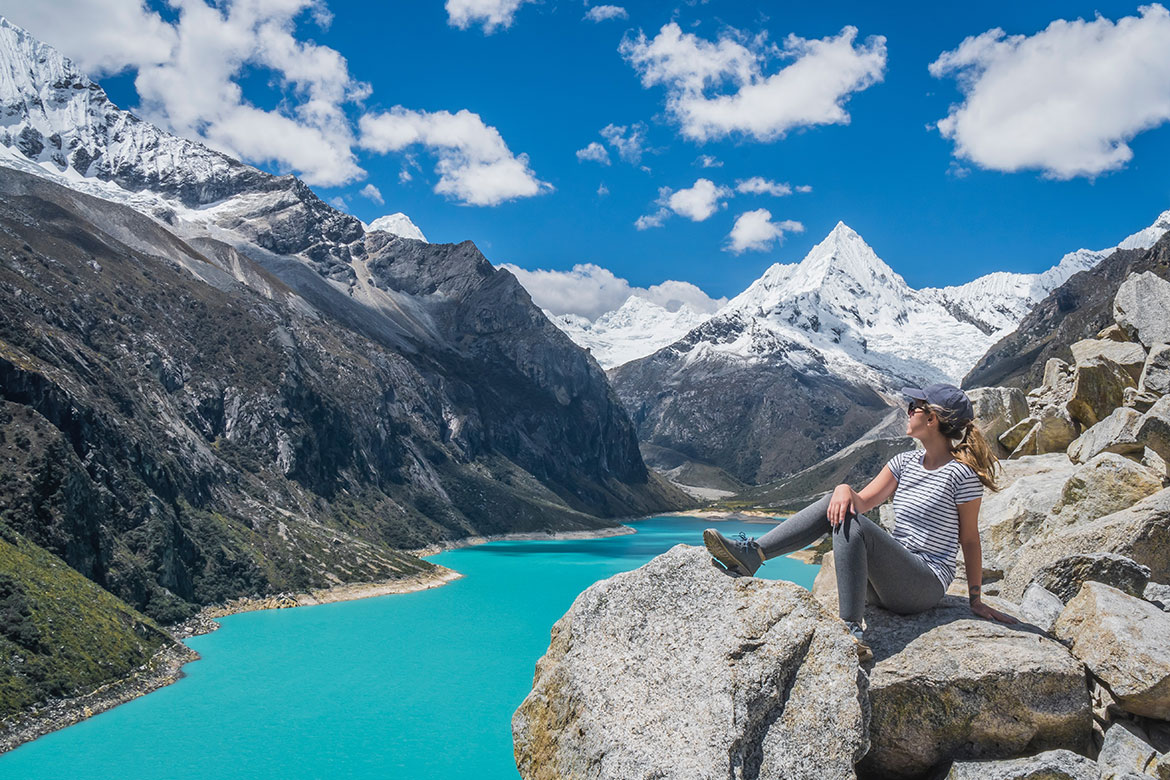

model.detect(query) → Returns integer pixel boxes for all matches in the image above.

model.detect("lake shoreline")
[0,565,462,755]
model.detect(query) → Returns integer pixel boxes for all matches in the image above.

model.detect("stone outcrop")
[1141,344,1170,397]
[1097,721,1167,780]
[1115,271,1170,348]
[1067,407,1144,463]
[1066,355,1137,429]
[1020,583,1065,633]
[946,749,1101,780]
[1054,582,1170,720]
[1000,487,1170,601]
[977,454,1078,573]
[969,387,1029,458]
[1138,397,1170,463]
[512,546,868,780]
[860,597,1091,778]
[1070,338,1147,383]
[1049,453,1163,527]
[1033,553,1151,603]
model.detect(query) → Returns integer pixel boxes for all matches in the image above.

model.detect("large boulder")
[1048,453,1163,526]
[1137,396,1170,463]
[1098,721,1166,780]
[1066,355,1137,429]
[1070,338,1147,383]
[1033,553,1152,603]
[1019,582,1065,633]
[1054,582,1170,720]
[979,454,1079,572]
[512,545,868,780]
[970,387,1029,458]
[1140,343,1170,396]
[1000,487,1170,601]
[860,598,1091,778]
[1115,271,1170,348]
[1067,407,1144,463]
[946,750,1100,780]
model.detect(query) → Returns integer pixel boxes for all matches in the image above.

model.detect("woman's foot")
[846,621,873,662]
[702,529,764,576]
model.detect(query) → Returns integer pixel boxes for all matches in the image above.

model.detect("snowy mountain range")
[553,214,1170,382]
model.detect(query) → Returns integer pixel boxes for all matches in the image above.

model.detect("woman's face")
[905,400,934,440]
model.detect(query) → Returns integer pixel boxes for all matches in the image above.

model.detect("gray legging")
[757,494,945,624]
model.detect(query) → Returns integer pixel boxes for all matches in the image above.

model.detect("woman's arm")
[958,498,1017,624]
[827,466,898,526]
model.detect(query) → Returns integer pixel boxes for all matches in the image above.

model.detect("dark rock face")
[965,234,1170,390]
[609,315,890,485]
[0,169,682,622]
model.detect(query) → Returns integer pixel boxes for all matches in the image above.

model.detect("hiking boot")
[702,529,764,576]
[846,621,873,663]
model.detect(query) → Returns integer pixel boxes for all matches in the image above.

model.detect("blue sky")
[6,0,1170,315]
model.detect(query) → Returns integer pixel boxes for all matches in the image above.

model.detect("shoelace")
[732,533,763,565]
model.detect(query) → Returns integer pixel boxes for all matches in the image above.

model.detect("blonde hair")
[927,403,1001,492]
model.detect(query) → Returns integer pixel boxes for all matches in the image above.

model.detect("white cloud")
[735,177,794,196]
[1,0,178,73]
[600,122,648,163]
[360,183,384,204]
[446,0,534,33]
[727,209,803,253]
[359,108,552,206]
[635,208,670,230]
[584,5,628,22]
[499,262,726,318]
[597,182,610,196]
[620,22,886,142]
[668,178,730,221]
[5,0,368,187]
[794,184,812,193]
[929,5,1170,179]
[696,154,722,168]
[328,195,348,210]
[576,141,611,165]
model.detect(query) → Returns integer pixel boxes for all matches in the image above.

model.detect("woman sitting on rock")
[703,383,1017,660]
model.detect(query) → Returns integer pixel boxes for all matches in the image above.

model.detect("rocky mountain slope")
[965,232,1170,390]
[0,16,685,635]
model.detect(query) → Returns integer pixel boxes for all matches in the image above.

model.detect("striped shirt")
[886,449,984,587]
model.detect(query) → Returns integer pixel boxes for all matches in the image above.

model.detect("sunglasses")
[907,401,931,416]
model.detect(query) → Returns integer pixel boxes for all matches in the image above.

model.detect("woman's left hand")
[970,600,1018,624]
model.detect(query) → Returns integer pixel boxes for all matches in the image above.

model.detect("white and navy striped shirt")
[886,449,984,587]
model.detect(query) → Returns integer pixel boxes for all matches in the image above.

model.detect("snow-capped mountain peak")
[366,213,427,242]
[548,295,711,369]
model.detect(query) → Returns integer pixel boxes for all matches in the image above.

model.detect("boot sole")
[702,529,752,576]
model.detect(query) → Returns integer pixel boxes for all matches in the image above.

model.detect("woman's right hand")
[827,484,855,527]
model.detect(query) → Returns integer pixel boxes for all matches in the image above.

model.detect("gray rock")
[1140,343,1170,397]
[1020,582,1065,633]
[1099,721,1164,780]
[1001,487,1170,601]
[1146,583,1170,612]
[980,454,1080,572]
[1138,396,1170,463]
[512,545,868,780]
[946,749,1100,780]
[1071,338,1147,383]
[1068,407,1144,463]
[1115,272,1170,348]
[1054,582,1170,720]
[970,387,1030,458]
[1002,416,1038,455]
[1067,355,1138,429]
[1126,387,1162,413]
[1044,358,1076,394]
[861,597,1091,778]
[1034,553,1152,603]
[1100,323,1132,342]
[1050,453,1163,526]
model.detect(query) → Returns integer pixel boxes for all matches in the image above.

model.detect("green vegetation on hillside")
[0,524,173,718]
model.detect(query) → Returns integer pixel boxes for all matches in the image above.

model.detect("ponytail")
[929,406,1001,491]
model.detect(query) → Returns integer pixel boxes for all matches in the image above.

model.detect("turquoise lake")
[1,515,816,779]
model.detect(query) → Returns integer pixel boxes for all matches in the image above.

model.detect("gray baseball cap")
[902,383,974,428]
